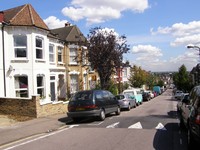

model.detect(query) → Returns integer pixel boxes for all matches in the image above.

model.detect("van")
[122,88,143,106]
[67,90,121,122]
[153,86,161,95]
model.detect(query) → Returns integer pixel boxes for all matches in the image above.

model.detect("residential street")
[0,89,189,150]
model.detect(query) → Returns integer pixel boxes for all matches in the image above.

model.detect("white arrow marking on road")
[106,122,119,128]
[128,122,143,129]
[68,125,79,128]
[155,123,166,130]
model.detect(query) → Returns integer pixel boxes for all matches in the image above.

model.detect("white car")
[174,90,184,99]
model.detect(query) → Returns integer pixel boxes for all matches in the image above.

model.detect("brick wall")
[0,96,68,118]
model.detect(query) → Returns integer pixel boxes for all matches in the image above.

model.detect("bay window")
[13,35,27,58]
[14,75,28,97]
[36,37,44,59]
[37,75,45,98]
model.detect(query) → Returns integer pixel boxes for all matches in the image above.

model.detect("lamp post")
[187,44,200,62]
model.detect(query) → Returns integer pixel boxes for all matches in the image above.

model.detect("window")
[36,37,44,59]
[58,46,63,63]
[13,35,27,58]
[123,68,127,77]
[95,91,103,100]
[82,49,87,65]
[37,75,45,98]
[70,75,78,93]
[69,48,78,64]
[14,76,28,97]
[49,44,55,63]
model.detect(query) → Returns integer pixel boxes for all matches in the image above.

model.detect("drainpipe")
[1,22,6,97]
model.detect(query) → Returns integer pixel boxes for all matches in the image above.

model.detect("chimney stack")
[65,22,71,27]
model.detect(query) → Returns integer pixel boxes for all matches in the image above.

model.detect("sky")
[1,0,200,72]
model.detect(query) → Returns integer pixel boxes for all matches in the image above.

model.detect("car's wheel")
[99,109,105,121]
[115,106,121,115]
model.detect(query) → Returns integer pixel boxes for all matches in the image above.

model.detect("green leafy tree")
[173,64,191,92]
[146,73,156,90]
[129,65,146,88]
[87,27,130,90]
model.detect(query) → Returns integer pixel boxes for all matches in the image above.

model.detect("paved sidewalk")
[0,113,70,147]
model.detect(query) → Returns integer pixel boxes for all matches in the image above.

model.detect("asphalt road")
[2,89,189,150]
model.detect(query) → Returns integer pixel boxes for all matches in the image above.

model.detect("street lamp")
[187,44,200,62]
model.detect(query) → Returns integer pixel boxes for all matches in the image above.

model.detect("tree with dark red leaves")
[87,27,130,90]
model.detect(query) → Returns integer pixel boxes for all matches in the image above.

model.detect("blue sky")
[1,0,200,72]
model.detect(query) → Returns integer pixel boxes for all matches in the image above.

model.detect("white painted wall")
[0,23,5,97]
[1,26,66,103]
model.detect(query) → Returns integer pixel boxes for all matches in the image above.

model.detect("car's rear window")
[71,91,93,101]
[116,95,125,100]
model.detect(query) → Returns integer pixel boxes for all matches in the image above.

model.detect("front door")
[50,76,56,101]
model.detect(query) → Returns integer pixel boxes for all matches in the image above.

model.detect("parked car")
[67,90,121,122]
[122,88,143,106]
[142,91,151,101]
[115,94,136,111]
[177,86,200,149]
[174,90,184,99]
[187,86,200,149]
[177,93,189,115]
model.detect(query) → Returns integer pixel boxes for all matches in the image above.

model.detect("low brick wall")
[0,96,68,118]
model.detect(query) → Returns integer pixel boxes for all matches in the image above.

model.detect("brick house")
[51,24,99,96]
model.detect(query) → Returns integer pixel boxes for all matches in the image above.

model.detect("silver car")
[115,94,136,111]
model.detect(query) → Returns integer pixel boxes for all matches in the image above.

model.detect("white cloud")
[44,16,68,29]
[129,44,198,72]
[132,44,163,56]
[151,21,200,46]
[62,0,149,24]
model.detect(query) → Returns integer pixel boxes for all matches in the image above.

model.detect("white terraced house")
[0,4,66,103]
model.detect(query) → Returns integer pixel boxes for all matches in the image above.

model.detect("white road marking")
[87,121,104,126]
[155,123,166,130]
[68,125,79,128]
[128,122,142,129]
[106,122,119,128]
[3,127,71,150]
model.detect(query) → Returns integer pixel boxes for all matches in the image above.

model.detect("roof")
[1,4,49,30]
[51,25,87,43]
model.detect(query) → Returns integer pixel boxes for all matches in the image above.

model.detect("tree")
[129,65,147,88]
[146,73,156,90]
[173,64,191,92]
[87,27,130,90]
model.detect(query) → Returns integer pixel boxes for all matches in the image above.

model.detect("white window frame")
[49,43,55,63]
[13,35,27,59]
[36,36,44,60]
[37,75,45,98]
[14,75,28,97]
[70,75,79,93]
[69,47,78,65]
[58,46,63,64]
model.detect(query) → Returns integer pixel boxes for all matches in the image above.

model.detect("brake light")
[195,114,200,125]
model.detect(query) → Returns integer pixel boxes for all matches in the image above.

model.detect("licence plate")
[76,108,85,111]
